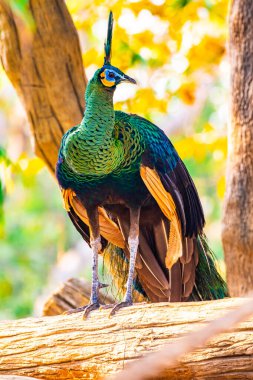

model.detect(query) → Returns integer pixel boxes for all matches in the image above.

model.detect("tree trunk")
[0,0,86,173]
[0,377,39,380]
[0,299,252,379]
[222,0,253,295]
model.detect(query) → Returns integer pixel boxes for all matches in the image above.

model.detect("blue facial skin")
[103,67,124,85]
[100,65,137,85]
[104,68,117,83]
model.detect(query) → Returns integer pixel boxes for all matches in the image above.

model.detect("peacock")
[56,12,228,317]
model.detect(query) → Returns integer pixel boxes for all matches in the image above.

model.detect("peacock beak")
[122,74,137,84]
[114,71,137,85]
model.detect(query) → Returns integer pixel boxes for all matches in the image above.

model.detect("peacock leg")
[81,206,103,318]
[110,207,140,316]
[65,207,103,318]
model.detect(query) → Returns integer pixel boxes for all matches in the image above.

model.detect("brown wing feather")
[117,211,170,296]
[140,165,182,268]
[62,189,125,249]
[139,165,202,301]
[161,160,205,237]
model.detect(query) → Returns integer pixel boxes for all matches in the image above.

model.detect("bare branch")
[108,293,253,380]
[0,298,253,379]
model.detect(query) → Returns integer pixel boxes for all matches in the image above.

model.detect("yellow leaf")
[217,175,226,199]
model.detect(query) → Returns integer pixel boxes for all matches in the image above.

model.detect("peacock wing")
[62,188,125,250]
[115,111,205,300]
[140,165,182,269]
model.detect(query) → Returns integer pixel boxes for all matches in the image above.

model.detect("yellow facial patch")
[100,72,115,87]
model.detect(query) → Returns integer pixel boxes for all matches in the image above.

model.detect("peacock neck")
[80,86,115,140]
[64,86,123,176]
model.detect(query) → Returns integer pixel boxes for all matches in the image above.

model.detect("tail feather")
[102,234,228,302]
[190,234,229,300]
[102,243,148,302]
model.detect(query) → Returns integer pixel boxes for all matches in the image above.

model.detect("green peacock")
[56,12,228,317]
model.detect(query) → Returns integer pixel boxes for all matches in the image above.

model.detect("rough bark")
[43,278,115,316]
[0,298,253,379]
[222,0,253,295]
[0,377,39,380]
[0,0,86,173]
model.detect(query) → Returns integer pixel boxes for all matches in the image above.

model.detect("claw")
[109,300,133,317]
[82,302,100,319]
[63,302,100,318]
[63,306,89,315]
[98,282,109,289]
[99,304,114,310]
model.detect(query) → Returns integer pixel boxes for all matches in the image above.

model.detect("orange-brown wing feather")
[62,189,125,249]
[140,165,182,268]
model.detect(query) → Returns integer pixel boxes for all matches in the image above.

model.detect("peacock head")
[98,65,136,89]
[91,11,136,91]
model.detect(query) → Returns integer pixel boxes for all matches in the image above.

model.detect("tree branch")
[0,298,253,379]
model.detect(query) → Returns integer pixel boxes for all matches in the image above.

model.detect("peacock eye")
[108,72,115,78]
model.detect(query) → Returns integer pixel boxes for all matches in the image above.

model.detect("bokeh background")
[0,0,229,319]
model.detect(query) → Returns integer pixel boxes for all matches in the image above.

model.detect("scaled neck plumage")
[63,83,123,176]
[81,84,115,137]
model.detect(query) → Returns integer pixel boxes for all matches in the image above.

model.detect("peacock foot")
[109,300,133,317]
[63,302,100,318]
[82,302,101,319]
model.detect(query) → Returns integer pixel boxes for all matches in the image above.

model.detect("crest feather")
[104,11,114,65]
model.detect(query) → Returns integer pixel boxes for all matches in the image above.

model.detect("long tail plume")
[102,235,228,303]
[104,11,114,65]
[102,243,148,303]
[191,234,229,300]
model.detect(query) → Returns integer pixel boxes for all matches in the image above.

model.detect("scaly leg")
[65,207,106,318]
[110,207,140,316]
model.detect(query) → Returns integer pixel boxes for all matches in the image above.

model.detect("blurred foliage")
[0,151,78,318]
[0,0,229,318]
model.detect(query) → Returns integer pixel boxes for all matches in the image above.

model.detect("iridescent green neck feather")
[63,79,123,176]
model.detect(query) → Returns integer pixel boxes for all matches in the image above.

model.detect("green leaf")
[172,0,192,8]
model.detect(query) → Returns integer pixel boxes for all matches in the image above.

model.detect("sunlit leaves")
[66,0,228,121]
[0,147,10,238]
[173,0,193,9]
[177,81,196,104]
[0,179,4,238]
[17,155,45,187]
[187,36,225,72]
